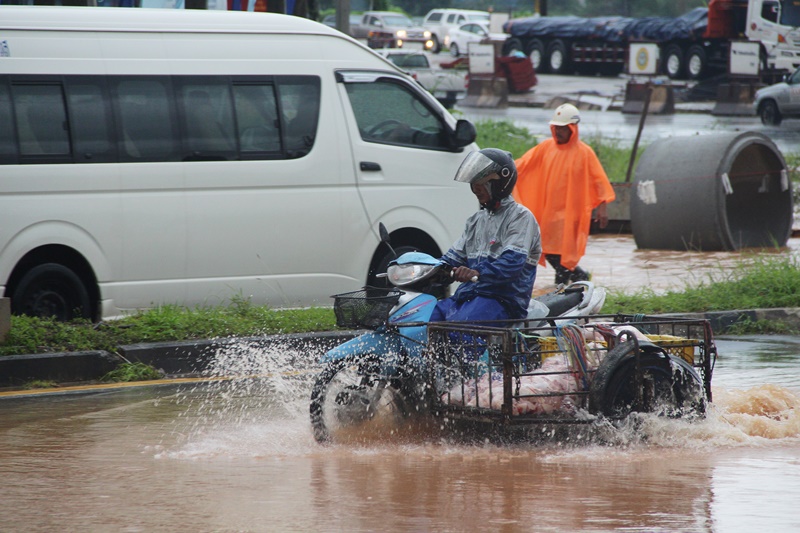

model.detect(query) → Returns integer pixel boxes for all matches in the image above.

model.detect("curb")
[0,330,358,387]
[2,308,798,387]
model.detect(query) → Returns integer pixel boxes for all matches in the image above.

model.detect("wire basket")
[332,287,403,329]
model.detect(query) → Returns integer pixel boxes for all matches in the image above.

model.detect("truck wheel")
[663,44,685,79]
[525,39,546,73]
[11,263,92,321]
[686,45,707,80]
[431,35,441,54]
[502,37,523,56]
[546,40,570,74]
[759,100,783,126]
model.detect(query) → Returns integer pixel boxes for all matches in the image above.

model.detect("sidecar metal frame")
[425,314,716,427]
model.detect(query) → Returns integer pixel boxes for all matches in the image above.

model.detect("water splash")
[163,338,323,459]
[159,336,800,458]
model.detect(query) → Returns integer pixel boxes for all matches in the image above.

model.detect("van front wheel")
[11,263,92,321]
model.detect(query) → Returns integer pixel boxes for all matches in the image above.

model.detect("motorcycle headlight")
[387,262,437,287]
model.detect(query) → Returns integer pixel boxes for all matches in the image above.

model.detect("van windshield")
[344,78,446,149]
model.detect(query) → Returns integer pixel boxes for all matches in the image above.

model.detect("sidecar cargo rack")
[426,314,716,426]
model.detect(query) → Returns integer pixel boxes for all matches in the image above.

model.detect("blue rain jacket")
[442,196,541,319]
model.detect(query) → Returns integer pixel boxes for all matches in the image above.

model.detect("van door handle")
[360,161,381,171]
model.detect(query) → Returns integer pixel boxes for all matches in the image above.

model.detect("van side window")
[11,83,70,158]
[176,80,237,160]
[66,78,115,163]
[344,79,446,150]
[0,81,16,163]
[112,77,179,162]
[0,74,320,165]
[278,77,321,158]
[233,83,282,156]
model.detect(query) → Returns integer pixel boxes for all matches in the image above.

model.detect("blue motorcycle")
[309,226,608,443]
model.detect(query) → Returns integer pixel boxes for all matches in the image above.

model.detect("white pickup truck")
[378,50,467,108]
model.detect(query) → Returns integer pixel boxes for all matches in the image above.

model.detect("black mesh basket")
[332,287,404,329]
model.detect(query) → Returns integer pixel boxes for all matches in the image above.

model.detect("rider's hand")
[452,266,480,283]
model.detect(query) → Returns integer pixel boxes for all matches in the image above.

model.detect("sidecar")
[428,314,716,432]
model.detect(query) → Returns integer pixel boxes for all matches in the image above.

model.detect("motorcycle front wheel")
[310,355,407,444]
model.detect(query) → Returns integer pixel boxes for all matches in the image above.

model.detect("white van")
[0,6,478,321]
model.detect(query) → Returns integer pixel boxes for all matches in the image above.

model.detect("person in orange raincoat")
[513,103,616,285]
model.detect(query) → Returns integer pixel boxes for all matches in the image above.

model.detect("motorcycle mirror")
[378,222,398,258]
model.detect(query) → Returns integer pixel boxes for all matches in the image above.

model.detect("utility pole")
[336,0,351,35]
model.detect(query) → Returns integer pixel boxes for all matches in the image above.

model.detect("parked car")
[754,67,800,125]
[377,49,467,108]
[422,8,490,53]
[447,21,506,57]
[350,11,434,51]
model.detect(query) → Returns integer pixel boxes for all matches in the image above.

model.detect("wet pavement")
[534,233,800,295]
[451,71,800,154]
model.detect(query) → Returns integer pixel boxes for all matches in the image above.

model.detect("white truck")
[421,8,490,53]
[377,50,467,108]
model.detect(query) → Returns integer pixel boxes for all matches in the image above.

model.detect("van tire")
[11,263,92,321]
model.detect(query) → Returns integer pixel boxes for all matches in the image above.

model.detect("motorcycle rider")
[431,148,542,322]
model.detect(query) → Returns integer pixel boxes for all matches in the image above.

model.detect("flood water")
[2,335,800,532]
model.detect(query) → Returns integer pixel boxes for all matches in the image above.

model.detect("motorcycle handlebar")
[449,267,479,283]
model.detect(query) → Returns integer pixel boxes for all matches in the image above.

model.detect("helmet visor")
[454,151,503,186]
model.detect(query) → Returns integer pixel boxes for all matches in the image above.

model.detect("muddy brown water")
[2,333,800,533]
[3,235,800,532]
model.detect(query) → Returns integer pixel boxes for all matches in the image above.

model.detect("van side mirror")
[452,119,477,148]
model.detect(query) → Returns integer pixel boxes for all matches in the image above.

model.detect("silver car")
[754,67,800,125]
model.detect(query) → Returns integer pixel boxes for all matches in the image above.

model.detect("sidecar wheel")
[310,355,406,444]
[589,341,706,419]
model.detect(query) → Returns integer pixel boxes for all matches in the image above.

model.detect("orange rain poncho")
[513,123,615,270]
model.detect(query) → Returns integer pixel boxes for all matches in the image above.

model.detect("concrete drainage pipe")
[630,131,794,251]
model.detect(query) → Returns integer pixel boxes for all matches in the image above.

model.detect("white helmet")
[549,103,581,126]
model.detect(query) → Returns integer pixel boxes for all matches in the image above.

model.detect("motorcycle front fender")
[321,331,404,364]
